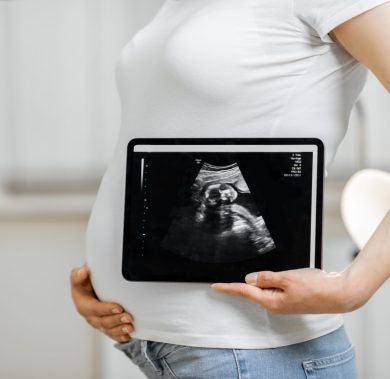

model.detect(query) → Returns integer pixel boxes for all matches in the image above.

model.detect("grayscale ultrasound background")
[160,161,276,263]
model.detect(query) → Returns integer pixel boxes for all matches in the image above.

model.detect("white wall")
[0,216,95,379]
[0,0,163,188]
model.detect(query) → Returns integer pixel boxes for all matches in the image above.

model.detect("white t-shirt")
[86,0,389,348]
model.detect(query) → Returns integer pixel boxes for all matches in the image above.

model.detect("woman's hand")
[70,265,134,342]
[211,268,364,314]
[212,210,390,314]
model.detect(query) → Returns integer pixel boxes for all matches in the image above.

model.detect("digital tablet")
[122,138,324,283]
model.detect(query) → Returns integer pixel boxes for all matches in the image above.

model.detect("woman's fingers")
[211,271,289,307]
[210,282,284,311]
[99,321,134,342]
[83,307,135,342]
[85,312,134,334]
[86,298,125,317]
[100,313,133,330]
[70,265,135,342]
[210,282,260,300]
[72,286,124,317]
[245,271,289,289]
[70,266,127,317]
[70,266,94,293]
[211,270,292,312]
[117,334,132,343]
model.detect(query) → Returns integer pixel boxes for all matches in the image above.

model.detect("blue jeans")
[114,326,357,379]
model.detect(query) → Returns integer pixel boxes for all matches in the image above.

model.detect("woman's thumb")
[71,266,89,285]
[245,271,286,289]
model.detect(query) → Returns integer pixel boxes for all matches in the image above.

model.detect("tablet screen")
[122,138,324,282]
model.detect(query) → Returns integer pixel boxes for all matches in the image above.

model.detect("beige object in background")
[341,168,390,250]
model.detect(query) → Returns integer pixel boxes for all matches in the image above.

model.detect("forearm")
[342,209,390,310]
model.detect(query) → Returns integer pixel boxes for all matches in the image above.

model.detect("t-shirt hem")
[130,316,345,349]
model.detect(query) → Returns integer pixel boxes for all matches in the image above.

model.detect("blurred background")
[0,0,389,378]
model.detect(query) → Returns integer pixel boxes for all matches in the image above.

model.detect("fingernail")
[122,327,131,334]
[77,268,84,280]
[112,308,121,314]
[121,315,132,323]
[245,272,258,284]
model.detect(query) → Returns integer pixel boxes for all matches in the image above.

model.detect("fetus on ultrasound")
[160,161,276,263]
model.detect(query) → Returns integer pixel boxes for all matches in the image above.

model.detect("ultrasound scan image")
[123,145,317,282]
[160,161,276,263]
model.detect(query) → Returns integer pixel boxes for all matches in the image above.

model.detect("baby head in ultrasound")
[203,183,238,207]
[195,182,239,226]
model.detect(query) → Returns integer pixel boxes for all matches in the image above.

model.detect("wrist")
[336,267,368,312]
[319,270,351,313]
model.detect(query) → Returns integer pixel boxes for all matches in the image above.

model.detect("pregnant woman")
[70,1,390,378]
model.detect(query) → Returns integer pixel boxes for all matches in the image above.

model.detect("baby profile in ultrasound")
[160,161,276,263]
